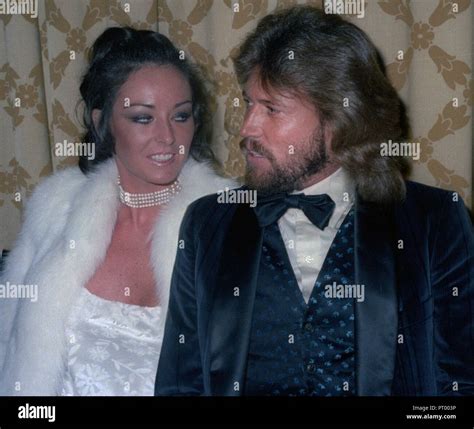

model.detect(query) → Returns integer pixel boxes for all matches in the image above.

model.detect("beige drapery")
[0,0,472,251]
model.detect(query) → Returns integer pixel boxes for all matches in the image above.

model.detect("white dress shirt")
[278,168,355,303]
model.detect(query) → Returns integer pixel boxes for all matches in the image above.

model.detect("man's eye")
[175,112,191,122]
[267,106,279,114]
[132,115,153,124]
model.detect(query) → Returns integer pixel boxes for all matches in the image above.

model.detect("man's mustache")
[239,138,274,160]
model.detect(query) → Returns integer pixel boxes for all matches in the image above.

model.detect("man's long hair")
[233,6,410,204]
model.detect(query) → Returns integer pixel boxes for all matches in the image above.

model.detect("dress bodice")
[60,288,163,396]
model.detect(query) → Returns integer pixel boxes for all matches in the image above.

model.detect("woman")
[0,27,236,396]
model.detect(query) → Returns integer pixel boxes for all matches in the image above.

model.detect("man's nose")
[239,109,261,138]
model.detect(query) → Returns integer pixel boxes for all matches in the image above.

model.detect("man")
[155,6,473,396]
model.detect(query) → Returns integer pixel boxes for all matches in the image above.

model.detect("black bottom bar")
[0,396,472,427]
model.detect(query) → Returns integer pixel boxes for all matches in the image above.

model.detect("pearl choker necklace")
[118,178,182,208]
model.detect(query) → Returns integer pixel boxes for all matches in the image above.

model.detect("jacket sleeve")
[0,236,33,372]
[0,197,43,372]
[0,170,76,377]
[155,201,205,395]
[430,192,474,395]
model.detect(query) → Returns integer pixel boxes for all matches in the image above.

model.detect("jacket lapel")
[207,203,262,396]
[354,196,399,395]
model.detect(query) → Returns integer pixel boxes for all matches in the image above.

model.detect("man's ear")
[324,122,334,152]
[92,109,102,130]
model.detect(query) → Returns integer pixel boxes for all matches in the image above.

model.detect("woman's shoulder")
[157,157,239,240]
[178,157,239,201]
[31,165,86,200]
[25,165,87,214]
[19,165,88,240]
[26,158,117,211]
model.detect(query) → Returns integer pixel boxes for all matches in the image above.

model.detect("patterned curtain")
[0,0,472,251]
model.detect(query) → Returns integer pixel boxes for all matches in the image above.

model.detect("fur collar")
[0,157,236,395]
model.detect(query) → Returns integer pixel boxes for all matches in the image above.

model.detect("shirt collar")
[292,167,355,206]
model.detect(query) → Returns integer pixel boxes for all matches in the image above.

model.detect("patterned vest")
[244,208,356,396]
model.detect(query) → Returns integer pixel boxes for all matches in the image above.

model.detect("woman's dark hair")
[233,6,410,204]
[79,26,215,173]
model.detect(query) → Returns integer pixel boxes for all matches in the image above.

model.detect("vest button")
[306,363,316,374]
[304,322,314,332]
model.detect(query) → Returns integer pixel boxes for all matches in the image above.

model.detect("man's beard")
[241,126,329,196]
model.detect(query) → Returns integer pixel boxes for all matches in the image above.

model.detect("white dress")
[60,288,163,396]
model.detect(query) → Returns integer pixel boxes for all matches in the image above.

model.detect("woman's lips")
[147,153,176,166]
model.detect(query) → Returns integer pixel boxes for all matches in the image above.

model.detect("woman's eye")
[132,115,153,124]
[175,112,191,122]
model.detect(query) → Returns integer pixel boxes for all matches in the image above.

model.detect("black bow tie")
[253,193,335,229]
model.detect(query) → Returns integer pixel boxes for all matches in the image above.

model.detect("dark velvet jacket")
[155,181,474,396]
